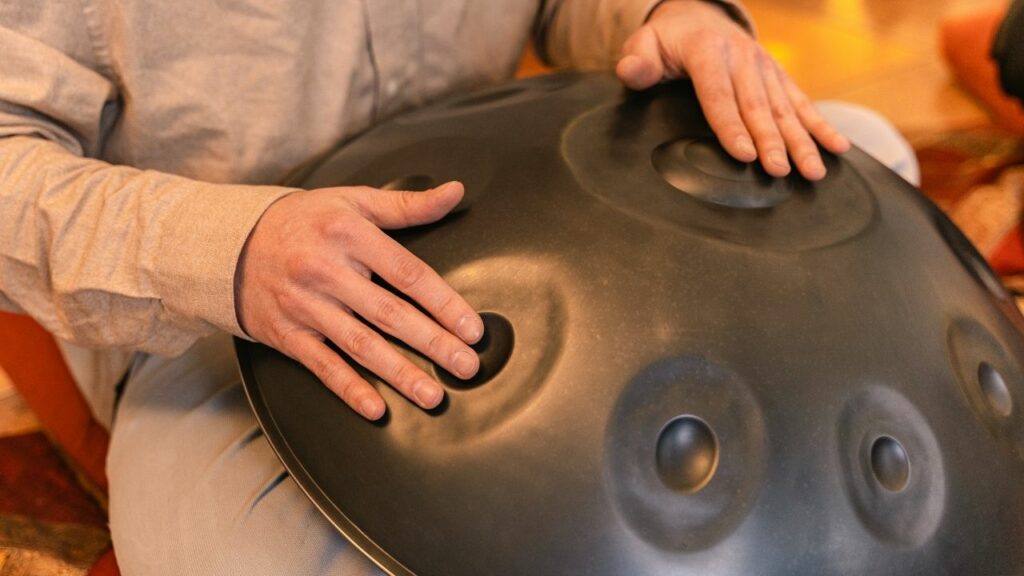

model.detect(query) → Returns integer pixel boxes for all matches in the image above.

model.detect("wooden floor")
[746,0,1002,140]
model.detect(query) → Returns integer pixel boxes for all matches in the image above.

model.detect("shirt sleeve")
[0,3,294,356]
[535,0,754,70]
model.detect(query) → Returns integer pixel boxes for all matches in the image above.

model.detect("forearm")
[0,135,294,356]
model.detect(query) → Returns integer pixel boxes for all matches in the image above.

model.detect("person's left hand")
[615,0,850,180]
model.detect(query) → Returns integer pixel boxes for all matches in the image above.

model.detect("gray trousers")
[103,102,919,576]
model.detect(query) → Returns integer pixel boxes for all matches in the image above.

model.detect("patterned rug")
[915,128,1024,308]
[0,370,112,575]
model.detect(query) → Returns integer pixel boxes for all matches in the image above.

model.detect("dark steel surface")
[236,73,1024,575]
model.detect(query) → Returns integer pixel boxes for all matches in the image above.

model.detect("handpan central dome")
[236,74,1024,575]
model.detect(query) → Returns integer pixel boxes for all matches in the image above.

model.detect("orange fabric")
[990,224,1024,275]
[87,548,121,576]
[0,311,109,491]
[940,6,1024,135]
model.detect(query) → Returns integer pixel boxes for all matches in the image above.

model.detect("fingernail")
[768,151,789,170]
[413,380,443,408]
[456,314,483,344]
[451,350,478,379]
[804,155,826,179]
[439,180,464,194]
[359,398,382,420]
[735,136,756,159]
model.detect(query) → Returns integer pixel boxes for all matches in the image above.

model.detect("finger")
[775,63,850,154]
[350,181,464,230]
[325,266,480,380]
[731,45,790,177]
[686,41,758,163]
[616,27,666,90]
[761,56,827,180]
[284,330,387,420]
[352,228,483,345]
[303,298,448,411]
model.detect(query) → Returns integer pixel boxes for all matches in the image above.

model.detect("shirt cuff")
[151,181,296,342]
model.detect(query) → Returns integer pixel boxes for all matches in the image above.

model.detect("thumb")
[354,181,464,229]
[616,27,666,90]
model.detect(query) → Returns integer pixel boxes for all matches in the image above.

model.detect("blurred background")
[742,0,1024,297]
[746,0,1000,137]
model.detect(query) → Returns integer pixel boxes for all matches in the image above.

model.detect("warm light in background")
[828,0,869,27]
[762,41,794,70]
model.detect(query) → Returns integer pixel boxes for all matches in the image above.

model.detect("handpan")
[235,74,1024,575]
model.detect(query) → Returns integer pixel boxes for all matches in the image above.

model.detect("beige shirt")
[0,0,747,422]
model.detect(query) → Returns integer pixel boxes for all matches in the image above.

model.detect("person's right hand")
[235,182,483,421]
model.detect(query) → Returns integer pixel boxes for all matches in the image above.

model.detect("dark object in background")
[994,0,1024,102]
[236,74,1024,576]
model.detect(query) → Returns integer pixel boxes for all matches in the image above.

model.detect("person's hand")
[235,182,483,420]
[615,0,850,180]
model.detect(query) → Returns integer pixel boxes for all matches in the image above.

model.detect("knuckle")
[307,352,350,395]
[424,331,447,359]
[802,118,830,138]
[341,326,375,359]
[275,324,305,351]
[721,121,747,138]
[770,101,791,121]
[320,219,347,241]
[320,362,346,390]
[394,190,418,213]
[388,360,415,388]
[793,93,814,113]
[808,118,833,135]
[284,253,318,283]
[740,42,761,62]
[273,289,304,316]
[741,93,769,115]
[434,291,456,317]
[693,29,720,49]
[337,377,364,407]
[766,138,787,153]
[392,255,426,291]
[792,140,817,158]
[320,211,362,244]
[373,294,404,330]
[705,86,733,104]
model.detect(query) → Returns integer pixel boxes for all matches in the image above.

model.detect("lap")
[816,100,920,186]
[106,333,384,576]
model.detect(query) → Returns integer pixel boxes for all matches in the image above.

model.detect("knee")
[815,100,920,186]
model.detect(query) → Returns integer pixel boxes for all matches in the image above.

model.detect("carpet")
[0,369,114,576]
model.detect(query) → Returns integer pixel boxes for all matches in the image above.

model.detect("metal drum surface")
[235,73,1024,575]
